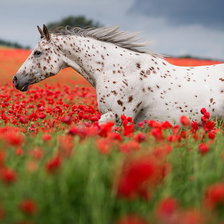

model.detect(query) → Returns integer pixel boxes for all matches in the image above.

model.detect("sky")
[1,0,224,60]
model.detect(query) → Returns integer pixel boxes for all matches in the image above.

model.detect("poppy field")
[1,48,224,224]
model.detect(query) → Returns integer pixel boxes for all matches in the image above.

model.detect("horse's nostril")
[13,76,17,84]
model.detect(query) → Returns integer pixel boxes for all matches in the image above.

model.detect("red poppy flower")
[156,197,178,219]
[200,108,207,115]
[180,115,191,126]
[198,143,209,155]
[134,133,146,143]
[5,131,24,147]
[45,155,62,174]
[42,134,52,141]
[61,116,72,125]
[204,182,224,209]
[116,156,156,199]
[19,199,38,215]
[115,214,148,224]
[0,167,17,184]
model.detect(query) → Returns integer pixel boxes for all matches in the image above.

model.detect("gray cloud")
[0,0,134,46]
[129,0,224,29]
[1,0,224,59]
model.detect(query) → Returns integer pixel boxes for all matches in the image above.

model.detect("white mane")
[51,26,160,56]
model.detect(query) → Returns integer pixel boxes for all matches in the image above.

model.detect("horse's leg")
[98,112,116,124]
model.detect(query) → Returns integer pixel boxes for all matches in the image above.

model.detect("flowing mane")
[51,26,160,56]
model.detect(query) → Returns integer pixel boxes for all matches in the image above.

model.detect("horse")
[13,25,224,124]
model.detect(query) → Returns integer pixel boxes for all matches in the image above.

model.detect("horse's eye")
[34,51,42,57]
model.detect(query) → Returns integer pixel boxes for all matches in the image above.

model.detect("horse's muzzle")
[12,75,29,92]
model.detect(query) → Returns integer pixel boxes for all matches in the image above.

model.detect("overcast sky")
[1,0,224,60]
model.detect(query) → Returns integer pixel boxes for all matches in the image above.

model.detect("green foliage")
[47,15,102,30]
[1,126,224,223]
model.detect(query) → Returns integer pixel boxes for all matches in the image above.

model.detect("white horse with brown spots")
[13,25,224,124]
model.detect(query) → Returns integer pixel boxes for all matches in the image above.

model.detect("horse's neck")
[56,35,168,86]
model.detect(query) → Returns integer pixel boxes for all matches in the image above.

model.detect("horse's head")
[13,25,67,91]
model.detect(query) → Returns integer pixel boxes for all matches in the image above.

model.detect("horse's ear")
[37,25,44,39]
[42,24,51,41]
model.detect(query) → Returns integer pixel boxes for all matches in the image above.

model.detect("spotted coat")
[13,26,224,124]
